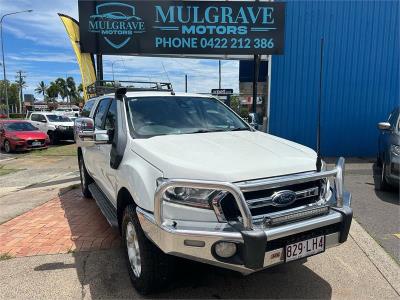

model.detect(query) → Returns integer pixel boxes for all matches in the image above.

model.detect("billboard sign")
[78,0,286,55]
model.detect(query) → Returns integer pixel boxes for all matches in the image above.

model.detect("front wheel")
[48,131,58,145]
[377,162,390,191]
[122,205,175,295]
[78,155,93,198]
[3,140,12,153]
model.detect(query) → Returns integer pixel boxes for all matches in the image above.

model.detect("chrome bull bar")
[154,157,346,231]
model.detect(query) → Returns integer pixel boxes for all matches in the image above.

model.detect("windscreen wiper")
[229,127,251,131]
[188,128,226,134]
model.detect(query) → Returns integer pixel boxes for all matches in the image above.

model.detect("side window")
[104,100,117,130]
[31,114,39,121]
[94,98,111,129]
[81,100,95,117]
[39,115,47,122]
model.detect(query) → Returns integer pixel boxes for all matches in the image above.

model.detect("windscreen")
[4,122,37,131]
[46,115,71,122]
[126,96,249,138]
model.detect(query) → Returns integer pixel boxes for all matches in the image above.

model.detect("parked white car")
[29,112,74,144]
[74,85,352,294]
[52,106,80,118]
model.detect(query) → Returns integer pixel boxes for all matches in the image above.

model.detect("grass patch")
[0,253,13,260]
[30,144,77,157]
[0,165,22,177]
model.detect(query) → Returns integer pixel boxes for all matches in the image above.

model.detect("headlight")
[320,178,331,200]
[10,136,23,141]
[56,125,66,130]
[164,187,216,209]
[391,144,400,156]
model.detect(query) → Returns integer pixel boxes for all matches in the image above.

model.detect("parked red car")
[0,120,50,153]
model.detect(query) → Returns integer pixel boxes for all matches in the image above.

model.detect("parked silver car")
[377,107,400,190]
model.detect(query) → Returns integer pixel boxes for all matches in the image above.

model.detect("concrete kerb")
[349,219,400,295]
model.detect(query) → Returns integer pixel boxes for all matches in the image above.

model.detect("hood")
[132,131,317,182]
[50,122,74,127]
[7,130,47,139]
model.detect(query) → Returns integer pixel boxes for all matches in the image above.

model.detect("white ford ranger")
[74,82,352,294]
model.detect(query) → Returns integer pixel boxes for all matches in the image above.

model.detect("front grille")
[219,179,324,222]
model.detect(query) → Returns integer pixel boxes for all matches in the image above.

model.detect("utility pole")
[15,70,26,113]
[218,60,221,89]
[185,74,188,93]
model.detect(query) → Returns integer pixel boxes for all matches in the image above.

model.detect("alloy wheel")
[4,141,11,153]
[126,221,142,277]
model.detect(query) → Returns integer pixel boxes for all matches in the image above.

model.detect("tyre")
[78,154,93,198]
[3,140,12,153]
[48,131,58,145]
[122,204,175,295]
[377,162,390,191]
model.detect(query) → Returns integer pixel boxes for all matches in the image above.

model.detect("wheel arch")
[117,187,137,232]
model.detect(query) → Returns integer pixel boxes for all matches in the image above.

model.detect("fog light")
[214,242,237,258]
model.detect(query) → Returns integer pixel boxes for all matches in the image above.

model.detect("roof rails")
[87,80,173,97]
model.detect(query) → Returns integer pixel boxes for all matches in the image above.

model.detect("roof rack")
[87,80,173,97]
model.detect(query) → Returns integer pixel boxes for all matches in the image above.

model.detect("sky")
[1,0,239,100]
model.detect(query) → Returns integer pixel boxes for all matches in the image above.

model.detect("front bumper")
[137,158,352,274]
[137,192,352,274]
[12,140,49,151]
[54,129,74,140]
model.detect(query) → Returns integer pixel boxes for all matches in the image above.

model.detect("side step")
[88,183,119,228]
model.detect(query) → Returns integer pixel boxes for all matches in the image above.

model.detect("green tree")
[15,74,27,110]
[35,81,48,99]
[46,82,59,103]
[0,81,19,105]
[66,77,78,103]
[55,78,67,101]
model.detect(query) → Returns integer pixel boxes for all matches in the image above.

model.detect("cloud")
[1,0,240,96]
[8,52,76,63]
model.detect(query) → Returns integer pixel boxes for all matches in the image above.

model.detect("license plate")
[285,235,325,262]
[32,142,41,146]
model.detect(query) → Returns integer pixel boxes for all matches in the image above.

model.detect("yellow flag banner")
[58,13,96,102]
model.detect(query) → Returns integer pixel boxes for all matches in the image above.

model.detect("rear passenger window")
[94,99,111,129]
[31,114,39,121]
[81,100,95,117]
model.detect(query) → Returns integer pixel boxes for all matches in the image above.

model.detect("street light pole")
[111,59,124,81]
[0,9,33,117]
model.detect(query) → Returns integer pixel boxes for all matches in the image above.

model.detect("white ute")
[74,81,352,294]
[29,112,74,144]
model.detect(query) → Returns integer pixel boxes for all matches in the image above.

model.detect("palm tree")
[35,81,48,99]
[66,77,78,103]
[46,82,59,103]
[55,78,67,101]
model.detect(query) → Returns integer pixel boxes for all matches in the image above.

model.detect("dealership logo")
[88,2,145,49]
[271,190,297,207]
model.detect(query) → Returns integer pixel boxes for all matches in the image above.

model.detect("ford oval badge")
[271,190,297,207]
